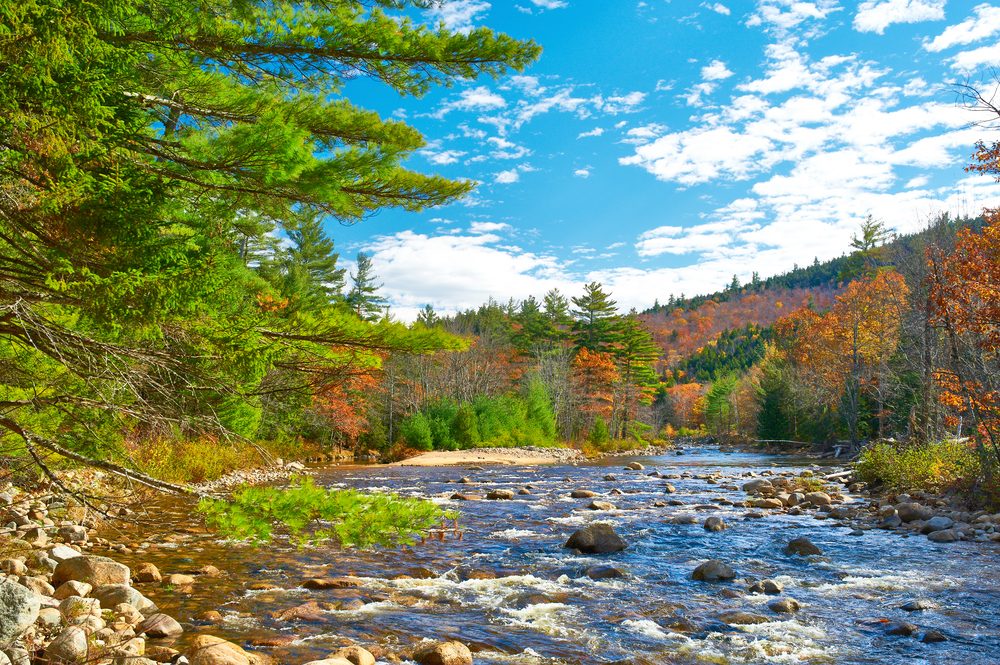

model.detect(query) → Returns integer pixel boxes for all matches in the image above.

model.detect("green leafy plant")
[197,477,456,547]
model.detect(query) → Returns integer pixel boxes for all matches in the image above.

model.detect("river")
[101,448,1000,665]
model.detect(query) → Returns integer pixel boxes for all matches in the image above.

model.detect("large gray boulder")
[413,641,473,665]
[564,524,627,554]
[46,626,88,664]
[91,585,158,615]
[692,559,735,582]
[0,581,40,647]
[52,556,129,587]
[896,502,933,523]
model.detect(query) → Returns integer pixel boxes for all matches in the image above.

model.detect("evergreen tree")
[274,212,345,311]
[346,252,387,321]
[452,403,481,449]
[416,304,440,327]
[571,282,620,351]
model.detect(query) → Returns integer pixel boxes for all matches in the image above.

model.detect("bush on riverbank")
[856,440,982,494]
[138,436,321,484]
[399,382,559,450]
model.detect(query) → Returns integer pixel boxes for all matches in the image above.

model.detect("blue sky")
[331,0,1000,320]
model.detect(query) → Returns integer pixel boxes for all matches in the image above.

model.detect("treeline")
[681,214,999,494]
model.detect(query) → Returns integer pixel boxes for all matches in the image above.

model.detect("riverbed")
[101,448,1000,664]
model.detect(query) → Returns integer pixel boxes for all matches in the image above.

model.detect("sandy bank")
[389,446,584,467]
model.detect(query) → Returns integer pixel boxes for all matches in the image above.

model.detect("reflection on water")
[104,449,1000,664]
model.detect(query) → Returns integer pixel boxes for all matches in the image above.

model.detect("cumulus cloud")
[701,59,735,81]
[425,0,491,32]
[578,127,605,138]
[703,3,731,16]
[574,168,591,178]
[924,4,1000,52]
[495,169,520,184]
[854,0,945,35]
[433,86,506,118]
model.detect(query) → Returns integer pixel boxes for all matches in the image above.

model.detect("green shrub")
[198,477,455,546]
[400,412,434,451]
[588,417,610,446]
[856,440,981,493]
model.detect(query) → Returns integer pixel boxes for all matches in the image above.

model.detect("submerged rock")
[768,598,800,613]
[784,537,822,556]
[692,559,735,582]
[564,524,627,554]
[703,517,727,532]
[900,599,936,612]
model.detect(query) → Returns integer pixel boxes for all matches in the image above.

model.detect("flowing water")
[102,449,1000,664]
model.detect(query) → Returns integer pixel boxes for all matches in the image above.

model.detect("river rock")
[768,598,800,613]
[749,579,783,595]
[717,610,769,625]
[742,479,773,494]
[750,498,784,509]
[302,577,361,590]
[896,503,933,523]
[0,560,26,576]
[804,492,832,506]
[134,563,162,584]
[879,514,902,529]
[886,622,918,636]
[46,626,88,664]
[625,462,644,471]
[570,490,597,499]
[703,517,727,532]
[144,645,180,663]
[165,574,195,586]
[900,599,936,612]
[303,659,352,665]
[669,515,697,525]
[587,501,616,511]
[0,580,40,646]
[692,559,735,582]
[784,537,822,556]
[138,613,183,638]
[413,641,473,665]
[57,526,87,543]
[48,546,81,564]
[329,646,376,665]
[921,629,948,643]
[53,581,92,601]
[662,484,676,493]
[564,524,627,554]
[921,516,954,534]
[52,555,130,587]
[92,585,158,615]
[449,494,481,501]
[187,635,250,665]
[486,490,514,501]
[927,529,959,543]
[584,564,626,580]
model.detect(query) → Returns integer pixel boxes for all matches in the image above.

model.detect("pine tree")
[346,252,387,321]
[416,304,440,327]
[571,282,620,351]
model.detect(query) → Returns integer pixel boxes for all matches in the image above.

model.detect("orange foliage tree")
[571,348,620,434]
[928,214,1000,473]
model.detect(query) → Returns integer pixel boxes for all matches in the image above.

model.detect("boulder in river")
[921,516,954,534]
[134,563,162,584]
[896,502,933,523]
[692,559,735,582]
[187,635,251,665]
[927,529,959,543]
[52,555,130,587]
[784,537,822,556]
[570,490,597,499]
[625,462,644,471]
[804,492,832,506]
[587,501,616,511]
[0,580,40,647]
[718,610,769,624]
[413,640,473,665]
[900,599,936,612]
[768,598,800,613]
[703,517,727,532]
[486,489,515,501]
[139,613,184,638]
[565,524,628,554]
[742,479,773,494]
[329,646,376,665]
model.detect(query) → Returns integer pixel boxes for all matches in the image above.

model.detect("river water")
[104,449,1000,665]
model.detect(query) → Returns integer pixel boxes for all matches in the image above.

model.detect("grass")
[134,436,322,484]
[856,439,982,495]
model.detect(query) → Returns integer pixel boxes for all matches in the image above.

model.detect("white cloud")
[578,127,604,138]
[701,59,735,81]
[487,136,532,159]
[746,0,842,36]
[433,86,506,118]
[426,0,491,32]
[422,149,466,165]
[530,0,568,8]
[948,43,1000,72]
[924,4,1000,52]
[599,91,647,113]
[495,169,520,184]
[854,0,945,35]
[469,221,510,234]
[704,3,731,16]
[574,168,591,178]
